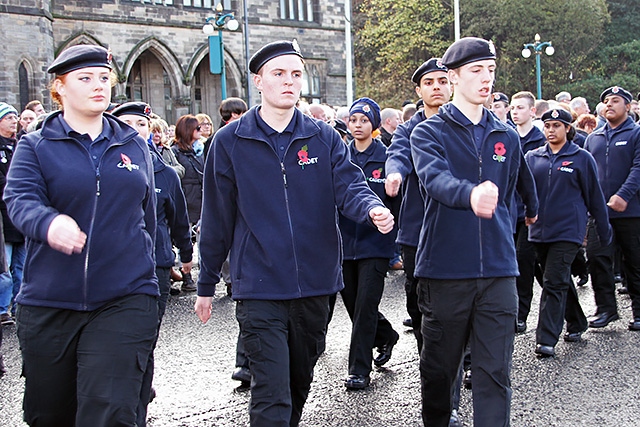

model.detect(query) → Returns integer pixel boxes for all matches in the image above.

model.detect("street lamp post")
[203,3,239,100]
[521,34,555,99]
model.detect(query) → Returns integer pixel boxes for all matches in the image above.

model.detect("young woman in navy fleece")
[4,45,158,426]
[339,97,399,390]
[525,108,611,358]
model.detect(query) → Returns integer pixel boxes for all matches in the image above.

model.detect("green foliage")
[354,0,452,107]
[565,39,640,106]
[459,0,610,98]
[604,0,640,46]
[353,0,640,107]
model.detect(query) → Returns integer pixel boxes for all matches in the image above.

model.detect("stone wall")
[0,0,350,116]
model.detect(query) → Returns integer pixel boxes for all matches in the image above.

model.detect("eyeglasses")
[201,122,212,126]
[196,126,201,131]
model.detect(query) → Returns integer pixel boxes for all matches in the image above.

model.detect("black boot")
[181,271,196,292]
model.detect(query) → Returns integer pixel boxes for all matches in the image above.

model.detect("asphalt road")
[1,269,639,426]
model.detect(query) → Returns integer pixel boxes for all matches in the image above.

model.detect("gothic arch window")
[126,61,144,102]
[18,62,30,111]
[125,50,176,122]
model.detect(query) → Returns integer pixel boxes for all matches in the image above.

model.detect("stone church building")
[0,0,349,124]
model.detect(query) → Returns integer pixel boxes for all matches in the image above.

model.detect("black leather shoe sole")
[231,367,251,383]
[373,332,399,367]
[516,321,527,334]
[344,374,370,390]
[629,319,640,331]
[535,344,555,358]
[563,331,584,342]
[588,312,619,328]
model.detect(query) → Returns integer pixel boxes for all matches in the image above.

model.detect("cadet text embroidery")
[297,145,318,169]
[118,153,140,171]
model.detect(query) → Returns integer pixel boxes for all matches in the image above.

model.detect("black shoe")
[516,320,527,334]
[148,386,156,403]
[588,311,619,328]
[463,370,472,389]
[628,318,640,331]
[563,330,584,342]
[535,344,555,358]
[0,313,15,326]
[344,374,370,390]
[618,286,629,295]
[226,282,233,297]
[0,354,5,377]
[181,272,197,292]
[231,366,251,383]
[169,287,181,296]
[373,331,399,367]
[575,274,588,287]
[402,318,413,328]
[614,274,623,283]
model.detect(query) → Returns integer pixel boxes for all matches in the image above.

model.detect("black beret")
[332,119,349,137]
[541,108,573,125]
[491,92,509,104]
[249,40,303,74]
[600,86,633,104]
[442,37,496,70]
[411,58,448,85]
[111,102,152,119]
[48,45,113,75]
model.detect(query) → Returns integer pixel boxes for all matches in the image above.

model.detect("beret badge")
[292,39,301,55]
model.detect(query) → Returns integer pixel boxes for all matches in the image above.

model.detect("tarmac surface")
[1,269,640,426]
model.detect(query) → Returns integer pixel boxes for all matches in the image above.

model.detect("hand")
[194,296,213,324]
[181,261,193,275]
[470,180,499,219]
[385,173,403,197]
[47,214,87,255]
[525,215,538,226]
[607,194,628,212]
[369,206,394,234]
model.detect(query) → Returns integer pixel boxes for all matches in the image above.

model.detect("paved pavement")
[2,269,640,426]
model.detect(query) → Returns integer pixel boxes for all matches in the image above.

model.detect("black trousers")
[612,218,640,316]
[137,267,170,427]
[236,296,330,427]
[586,219,618,315]
[341,258,397,376]
[401,245,422,350]
[418,277,517,427]
[515,222,538,324]
[588,218,640,317]
[17,294,158,427]
[534,242,587,346]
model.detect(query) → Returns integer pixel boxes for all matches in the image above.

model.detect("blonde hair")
[150,118,170,147]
